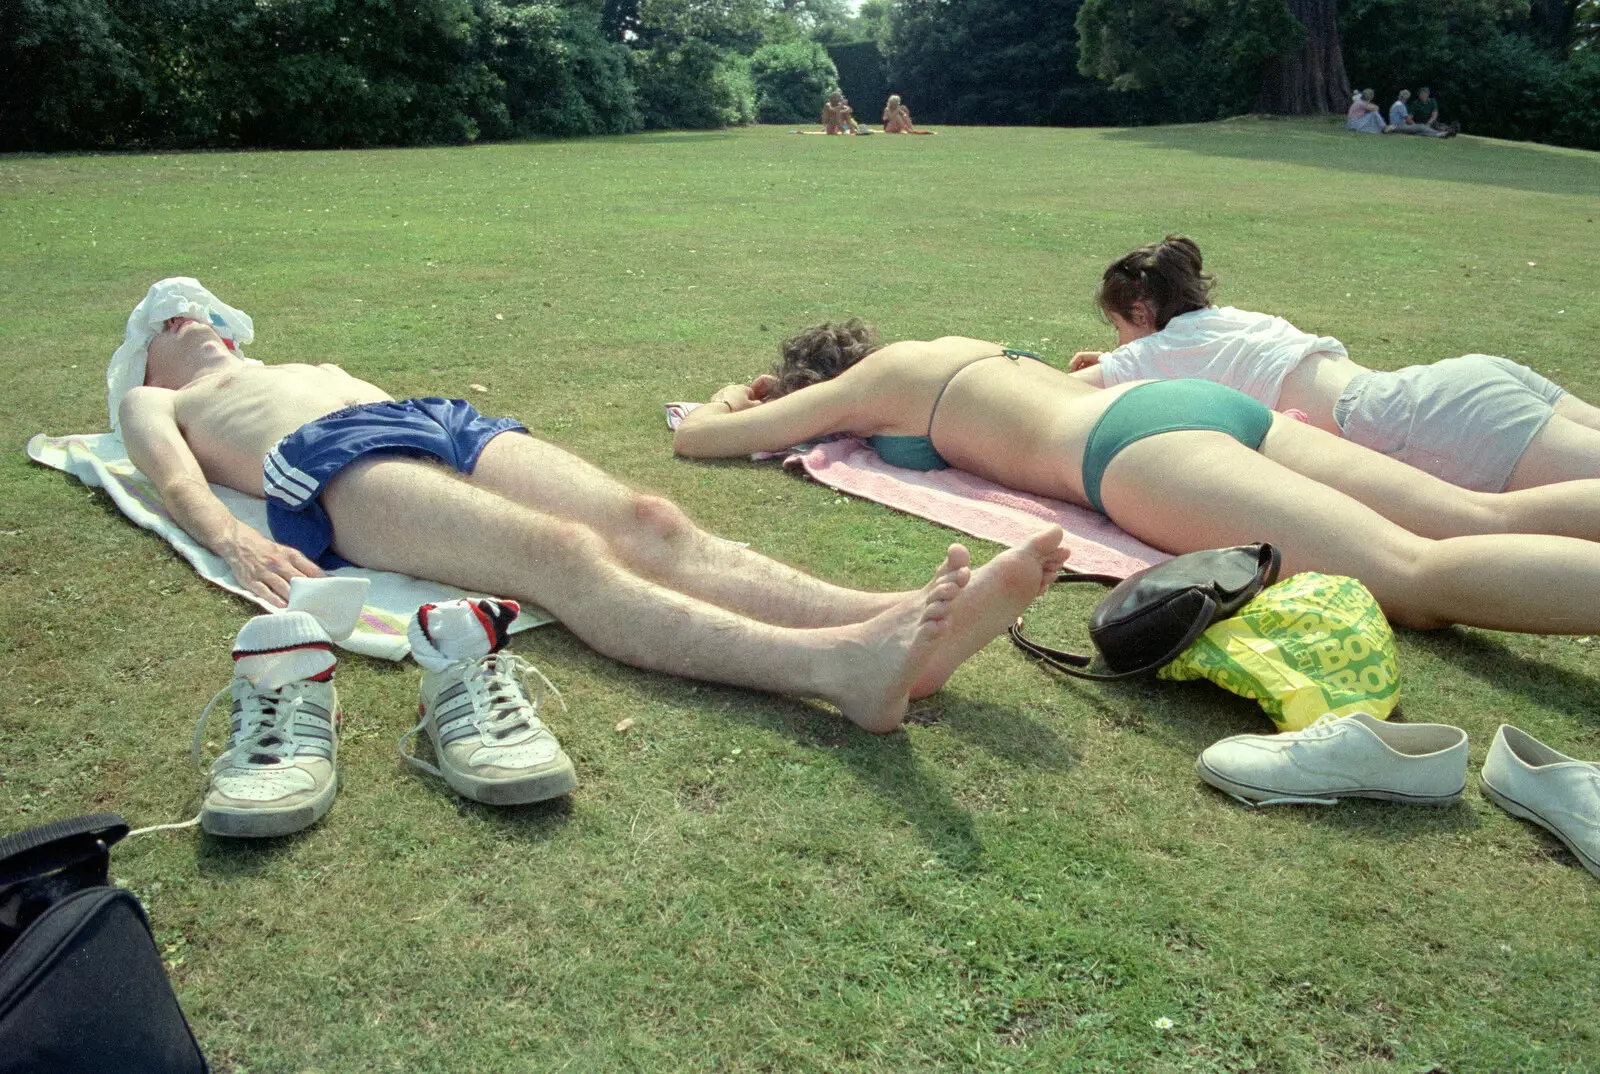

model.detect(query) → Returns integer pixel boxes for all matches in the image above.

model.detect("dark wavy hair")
[768,319,882,398]
[1096,235,1214,330]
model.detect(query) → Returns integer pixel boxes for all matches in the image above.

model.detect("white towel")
[26,432,554,661]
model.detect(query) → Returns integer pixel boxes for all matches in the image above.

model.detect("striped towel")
[26,432,553,661]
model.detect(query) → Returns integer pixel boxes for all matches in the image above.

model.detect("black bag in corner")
[0,814,208,1074]
[1009,543,1281,680]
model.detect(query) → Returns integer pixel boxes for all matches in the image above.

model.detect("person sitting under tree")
[883,94,914,133]
[1346,89,1388,134]
[1411,86,1458,133]
[821,91,847,134]
[1388,89,1451,137]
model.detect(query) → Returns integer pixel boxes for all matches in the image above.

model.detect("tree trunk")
[1257,0,1350,115]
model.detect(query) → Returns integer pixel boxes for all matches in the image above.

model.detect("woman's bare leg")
[1553,392,1600,434]
[1099,431,1600,633]
[320,456,1057,731]
[1504,414,1600,490]
[1260,418,1600,540]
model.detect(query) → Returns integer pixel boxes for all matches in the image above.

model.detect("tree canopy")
[3,0,1597,150]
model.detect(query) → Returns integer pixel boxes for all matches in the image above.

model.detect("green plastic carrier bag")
[1157,572,1400,731]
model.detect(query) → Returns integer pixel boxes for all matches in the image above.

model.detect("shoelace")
[130,679,309,840]
[400,654,566,779]
[189,679,309,773]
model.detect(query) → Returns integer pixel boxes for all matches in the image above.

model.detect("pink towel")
[787,439,1167,578]
[666,402,1165,578]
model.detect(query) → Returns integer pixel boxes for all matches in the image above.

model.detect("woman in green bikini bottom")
[674,320,1600,636]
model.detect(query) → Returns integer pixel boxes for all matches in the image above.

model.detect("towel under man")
[112,280,1066,833]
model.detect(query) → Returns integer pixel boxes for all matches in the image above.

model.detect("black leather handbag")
[1009,543,1281,680]
[0,814,208,1074]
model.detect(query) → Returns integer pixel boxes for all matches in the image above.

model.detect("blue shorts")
[264,397,526,569]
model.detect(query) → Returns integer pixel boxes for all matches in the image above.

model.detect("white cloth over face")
[107,277,258,433]
[1096,306,1347,408]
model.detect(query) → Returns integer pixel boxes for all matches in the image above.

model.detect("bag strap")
[1008,590,1220,680]
[1007,569,1210,681]
[1009,545,1281,682]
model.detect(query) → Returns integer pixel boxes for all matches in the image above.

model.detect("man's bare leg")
[471,435,1071,687]
[470,435,908,627]
[319,456,1031,731]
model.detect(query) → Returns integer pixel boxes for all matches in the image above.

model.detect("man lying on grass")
[108,280,1066,835]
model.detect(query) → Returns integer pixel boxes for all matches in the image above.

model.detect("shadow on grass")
[731,697,986,869]
[1098,118,1600,198]
[833,731,986,870]
[1402,627,1600,725]
[938,699,1079,774]
[195,829,315,877]
[394,760,578,840]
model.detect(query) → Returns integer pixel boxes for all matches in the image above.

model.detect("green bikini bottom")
[1081,380,1275,514]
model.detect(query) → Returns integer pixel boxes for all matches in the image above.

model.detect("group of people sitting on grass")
[97,232,1600,853]
[820,90,931,135]
[1348,86,1459,136]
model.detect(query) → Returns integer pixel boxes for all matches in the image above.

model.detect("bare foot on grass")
[829,568,968,733]
[909,526,1068,699]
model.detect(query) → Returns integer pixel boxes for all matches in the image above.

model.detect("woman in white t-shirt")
[1069,236,1600,493]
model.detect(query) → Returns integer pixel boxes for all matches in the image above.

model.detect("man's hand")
[221,523,325,607]
[1068,351,1104,372]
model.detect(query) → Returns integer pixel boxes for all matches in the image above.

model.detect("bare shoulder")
[118,384,177,424]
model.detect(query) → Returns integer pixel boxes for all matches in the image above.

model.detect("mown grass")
[2,117,1598,1072]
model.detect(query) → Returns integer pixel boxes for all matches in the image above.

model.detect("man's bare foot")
[923,542,972,596]
[909,526,1068,699]
[829,572,967,733]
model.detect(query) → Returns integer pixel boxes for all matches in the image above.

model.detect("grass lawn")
[3,117,1599,1072]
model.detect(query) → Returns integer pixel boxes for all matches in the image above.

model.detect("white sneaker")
[194,676,339,838]
[1197,712,1467,806]
[1480,725,1600,879]
[403,653,577,805]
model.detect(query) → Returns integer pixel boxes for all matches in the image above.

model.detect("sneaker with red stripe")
[402,599,577,805]
[195,610,340,838]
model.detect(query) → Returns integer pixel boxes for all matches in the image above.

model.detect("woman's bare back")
[864,338,1138,503]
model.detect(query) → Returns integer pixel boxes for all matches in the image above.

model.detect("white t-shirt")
[1096,306,1348,407]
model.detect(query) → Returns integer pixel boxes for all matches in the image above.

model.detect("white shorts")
[1332,355,1565,492]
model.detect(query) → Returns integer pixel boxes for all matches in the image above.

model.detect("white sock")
[408,598,520,673]
[233,611,336,691]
